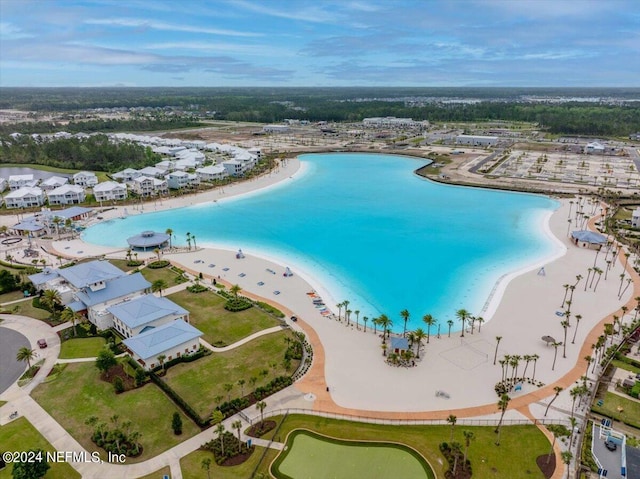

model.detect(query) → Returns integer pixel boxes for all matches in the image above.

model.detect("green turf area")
[59,337,107,359]
[180,448,276,479]
[108,259,143,272]
[31,362,199,463]
[168,289,281,346]
[261,415,551,479]
[0,417,80,479]
[273,430,434,479]
[592,391,640,428]
[0,290,25,304]
[612,359,640,375]
[4,299,52,321]
[140,264,183,285]
[163,330,297,418]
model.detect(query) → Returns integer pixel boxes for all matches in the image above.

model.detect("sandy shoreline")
[25,154,637,416]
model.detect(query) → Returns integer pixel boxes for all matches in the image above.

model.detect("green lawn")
[0,417,80,479]
[612,359,640,375]
[5,299,51,321]
[592,391,640,428]
[108,259,143,272]
[31,362,200,463]
[168,289,281,346]
[140,265,183,285]
[257,415,552,479]
[59,337,107,359]
[164,331,297,418]
[180,448,277,479]
[0,290,25,305]
[274,430,434,479]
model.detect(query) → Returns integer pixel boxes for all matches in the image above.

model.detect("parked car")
[290,316,298,322]
[37,339,47,349]
[604,439,617,451]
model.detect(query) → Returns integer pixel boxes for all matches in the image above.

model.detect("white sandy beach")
[23,156,635,415]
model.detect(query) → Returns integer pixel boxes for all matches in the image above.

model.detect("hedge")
[147,260,170,269]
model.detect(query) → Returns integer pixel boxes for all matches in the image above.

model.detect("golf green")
[271,429,435,479]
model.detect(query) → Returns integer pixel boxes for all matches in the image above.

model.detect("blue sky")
[1,0,638,87]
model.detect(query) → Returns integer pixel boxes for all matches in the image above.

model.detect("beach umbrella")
[541,335,556,346]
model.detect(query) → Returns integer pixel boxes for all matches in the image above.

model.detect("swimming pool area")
[83,153,561,332]
[271,429,435,479]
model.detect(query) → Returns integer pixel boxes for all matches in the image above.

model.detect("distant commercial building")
[455,135,499,146]
[363,117,428,129]
[585,141,605,154]
[632,207,640,228]
[263,124,290,133]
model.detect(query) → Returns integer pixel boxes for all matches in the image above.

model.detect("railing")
[246,407,571,428]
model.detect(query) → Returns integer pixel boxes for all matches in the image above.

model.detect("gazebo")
[570,230,607,251]
[126,231,170,251]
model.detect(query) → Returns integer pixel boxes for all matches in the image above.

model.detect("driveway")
[0,326,30,394]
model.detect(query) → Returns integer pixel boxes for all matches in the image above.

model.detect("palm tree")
[561,320,570,358]
[544,386,563,416]
[400,309,410,337]
[186,232,192,250]
[201,458,212,479]
[422,314,435,343]
[412,328,427,358]
[192,235,197,250]
[345,309,352,326]
[354,310,360,329]
[166,228,174,249]
[256,400,267,426]
[571,314,582,344]
[546,424,569,464]
[495,394,511,444]
[216,423,226,456]
[456,309,469,337]
[551,341,562,371]
[476,316,485,332]
[343,300,350,325]
[337,303,343,322]
[493,336,502,365]
[152,279,168,296]
[377,314,392,341]
[447,414,457,442]
[61,307,81,337]
[16,346,36,369]
[363,316,369,332]
[371,316,378,334]
[224,383,233,401]
[462,430,475,465]
[447,319,454,338]
[158,354,166,373]
[230,284,241,298]
[561,451,573,479]
[42,289,62,318]
[232,420,243,448]
[531,354,540,381]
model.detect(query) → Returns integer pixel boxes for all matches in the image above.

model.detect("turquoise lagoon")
[83,153,560,332]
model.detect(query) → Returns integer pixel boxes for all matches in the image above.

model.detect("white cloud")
[0,21,33,39]
[85,17,262,37]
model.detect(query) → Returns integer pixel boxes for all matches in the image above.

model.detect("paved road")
[626,445,640,479]
[0,326,30,394]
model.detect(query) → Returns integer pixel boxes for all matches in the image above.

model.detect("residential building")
[108,295,189,338]
[166,171,199,189]
[73,171,98,187]
[123,319,202,370]
[9,174,38,190]
[130,176,156,197]
[4,187,45,209]
[138,166,165,178]
[196,164,227,182]
[40,176,69,190]
[112,168,141,182]
[0,177,7,193]
[93,181,128,202]
[47,184,86,206]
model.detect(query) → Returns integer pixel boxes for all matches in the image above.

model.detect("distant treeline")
[1,87,640,137]
[0,116,205,136]
[0,134,160,172]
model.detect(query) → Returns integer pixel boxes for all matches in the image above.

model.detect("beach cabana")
[388,337,409,355]
[570,230,607,250]
[127,231,170,251]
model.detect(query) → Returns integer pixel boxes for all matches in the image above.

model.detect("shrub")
[224,298,252,312]
[172,412,183,435]
[256,301,285,318]
[113,376,124,393]
[148,260,170,269]
[187,283,208,293]
[202,432,254,464]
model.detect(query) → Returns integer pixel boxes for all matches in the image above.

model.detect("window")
[168,356,172,360]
